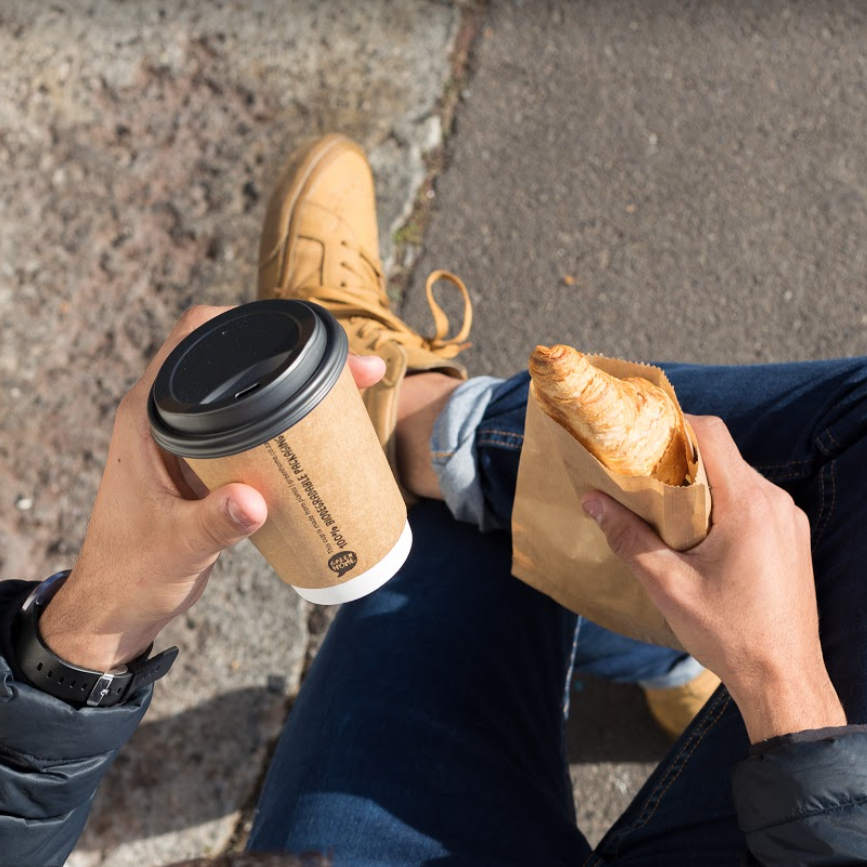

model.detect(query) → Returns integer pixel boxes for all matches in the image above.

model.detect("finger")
[686,415,753,511]
[582,492,682,598]
[348,353,386,389]
[175,482,268,565]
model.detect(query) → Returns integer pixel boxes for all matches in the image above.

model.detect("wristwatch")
[11,570,179,708]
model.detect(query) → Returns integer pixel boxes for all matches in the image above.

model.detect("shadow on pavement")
[567,674,671,764]
[81,687,287,843]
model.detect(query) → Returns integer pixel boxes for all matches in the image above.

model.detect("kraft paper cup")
[148,300,410,604]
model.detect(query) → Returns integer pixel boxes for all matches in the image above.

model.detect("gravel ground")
[0,2,461,864]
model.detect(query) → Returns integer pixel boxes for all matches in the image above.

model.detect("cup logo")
[328,551,358,578]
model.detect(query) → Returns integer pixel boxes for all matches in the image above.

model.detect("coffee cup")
[148,300,411,604]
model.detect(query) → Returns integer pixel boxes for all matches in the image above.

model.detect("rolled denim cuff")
[430,376,505,531]
[638,654,704,690]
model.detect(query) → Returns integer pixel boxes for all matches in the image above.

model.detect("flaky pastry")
[529,344,689,486]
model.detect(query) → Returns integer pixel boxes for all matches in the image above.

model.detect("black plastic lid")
[148,300,348,458]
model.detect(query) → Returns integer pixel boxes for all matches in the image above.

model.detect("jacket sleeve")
[733,727,867,866]
[0,580,151,867]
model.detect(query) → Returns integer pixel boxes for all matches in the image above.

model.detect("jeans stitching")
[813,463,826,545]
[816,436,835,458]
[755,464,811,474]
[826,428,844,450]
[476,428,525,440]
[753,458,813,467]
[814,460,837,545]
[761,471,811,483]
[609,689,732,859]
[476,440,523,451]
[754,461,814,481]
[430,450,455,458]
[611,690,731,855]
[818,463,831,541]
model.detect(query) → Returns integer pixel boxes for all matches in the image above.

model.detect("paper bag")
[511,356,712,650]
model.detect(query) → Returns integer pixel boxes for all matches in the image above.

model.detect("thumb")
[177,483,268,563]
[347,352,386,389]
[581,492,680,594]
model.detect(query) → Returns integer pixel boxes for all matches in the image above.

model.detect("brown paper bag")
[511,356,712,650]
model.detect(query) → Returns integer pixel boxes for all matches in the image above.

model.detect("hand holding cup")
[39,305,386,672]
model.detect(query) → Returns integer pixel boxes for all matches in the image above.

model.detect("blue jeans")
[249,358,867,866]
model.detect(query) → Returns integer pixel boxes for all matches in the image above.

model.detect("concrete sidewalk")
[2,0,867,863]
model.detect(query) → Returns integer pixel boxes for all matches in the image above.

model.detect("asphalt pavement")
[404,0,867,843]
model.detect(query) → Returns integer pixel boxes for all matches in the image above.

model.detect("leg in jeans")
[248,500,592,865]
[250,356,867,864]
[247,377,684,864]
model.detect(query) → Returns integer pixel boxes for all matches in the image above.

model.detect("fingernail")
[582,496,603,523]
[228,499,256,529]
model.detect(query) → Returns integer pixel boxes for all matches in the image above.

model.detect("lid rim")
[148,300,349,459]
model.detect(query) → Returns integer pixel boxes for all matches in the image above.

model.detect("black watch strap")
[11,571,178,708]
[124,643,179,695]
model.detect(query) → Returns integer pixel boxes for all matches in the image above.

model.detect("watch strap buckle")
[86,673,118,707]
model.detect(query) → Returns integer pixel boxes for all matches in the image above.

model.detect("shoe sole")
[257,133,369,296]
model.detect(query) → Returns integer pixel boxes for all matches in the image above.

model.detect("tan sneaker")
[257,134,472,471]
[643,667,722,740]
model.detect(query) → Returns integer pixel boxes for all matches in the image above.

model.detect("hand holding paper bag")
[581,417,846,743]
[511,348,712,649]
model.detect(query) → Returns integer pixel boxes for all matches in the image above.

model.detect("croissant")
[529,344,689,486]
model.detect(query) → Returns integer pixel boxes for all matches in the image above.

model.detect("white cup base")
[291,520,413,605]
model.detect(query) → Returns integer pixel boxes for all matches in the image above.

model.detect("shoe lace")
[336,239,388,305]
[315,269,473,359]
